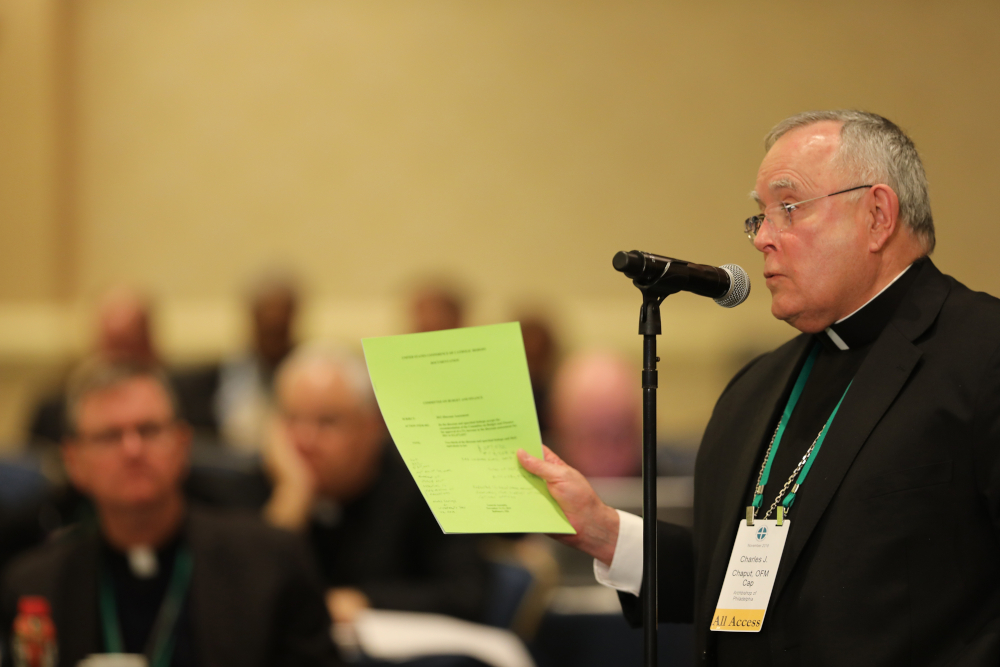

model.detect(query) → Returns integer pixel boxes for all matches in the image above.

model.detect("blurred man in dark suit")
[2,358,340,666]
[170,271,300,452]
[264,345,488,626]
[29,287,159,447]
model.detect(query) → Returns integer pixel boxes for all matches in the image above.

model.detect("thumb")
[517,448,560,481]
[540,444,567,466]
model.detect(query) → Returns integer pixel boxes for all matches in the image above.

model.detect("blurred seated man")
[172,272,299,450]
[264,346,488,625]
[215,273,299,451]
[517,315,558,436]
[547,350,641,477]
[29,287,159,446]
[1,358,340,666]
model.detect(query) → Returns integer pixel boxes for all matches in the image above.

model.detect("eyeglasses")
[77,420,176,448]
[744,185,873,243]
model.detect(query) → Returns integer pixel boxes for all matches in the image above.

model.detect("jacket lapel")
[186,511,252,667]
[56,530,102,663]
[767,260,951,605]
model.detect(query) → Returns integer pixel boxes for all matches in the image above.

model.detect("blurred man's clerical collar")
[824,258,926,350]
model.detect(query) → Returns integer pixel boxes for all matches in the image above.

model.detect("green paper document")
[362,322,574,534]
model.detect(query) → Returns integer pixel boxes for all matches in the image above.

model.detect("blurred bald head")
[96,287,156,364]
[549,350,640,477]
[275,346,383,501]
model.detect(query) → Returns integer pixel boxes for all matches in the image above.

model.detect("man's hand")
[262,415,317,531]
[326,587,371,625]
[517,445,620,566]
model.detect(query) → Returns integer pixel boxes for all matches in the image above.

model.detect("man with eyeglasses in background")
[520,110,1000,664]
[0,358,342,667]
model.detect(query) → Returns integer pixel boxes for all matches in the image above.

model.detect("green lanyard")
[751,344,852,518]
[100,545,194,667]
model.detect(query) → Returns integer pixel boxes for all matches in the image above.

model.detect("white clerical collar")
[824,263,914,350]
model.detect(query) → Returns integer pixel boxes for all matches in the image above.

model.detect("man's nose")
[120,428,145,456]
[753,217,778,253]
[291,422,320,450]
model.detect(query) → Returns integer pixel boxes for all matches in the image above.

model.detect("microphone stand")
[618,255,692,667]
[613,249,748,666]
[638,290,664,667]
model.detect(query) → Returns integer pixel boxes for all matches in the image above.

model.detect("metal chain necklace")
[761,427,823,520]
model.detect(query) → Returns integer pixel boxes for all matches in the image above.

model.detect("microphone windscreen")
[714,264,751,308]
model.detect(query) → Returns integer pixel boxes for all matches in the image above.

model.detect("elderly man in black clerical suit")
[520,110,1000,665]
[264,345,488,627]
[1,359,341,667]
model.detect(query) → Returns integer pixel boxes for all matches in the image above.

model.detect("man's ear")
[869,184,900,253]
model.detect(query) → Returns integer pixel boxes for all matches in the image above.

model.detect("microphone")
[612,250,751,308]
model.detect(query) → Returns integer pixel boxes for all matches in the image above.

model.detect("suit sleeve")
[272,534,345,667]
[0,566,15,666]
[972,340,1000,532]
[357,507,489,622]
[618,520,695,627]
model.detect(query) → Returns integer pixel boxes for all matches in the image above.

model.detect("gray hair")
[765,110,935,254]
[65,357,179,436]
[276,344,377,409]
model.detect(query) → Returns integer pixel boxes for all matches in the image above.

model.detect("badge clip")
[776,506,784,526]
[746,507,754,526]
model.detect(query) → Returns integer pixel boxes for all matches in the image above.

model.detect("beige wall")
[1,0,999,446]
[0,0,65,302]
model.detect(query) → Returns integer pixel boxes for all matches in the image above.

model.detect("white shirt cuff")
[593,510,643,597]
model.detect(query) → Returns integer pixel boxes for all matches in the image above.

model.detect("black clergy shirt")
[715,258,923,666]
[101,531,197,667]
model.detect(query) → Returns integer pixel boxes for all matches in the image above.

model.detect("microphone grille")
[714,264,751,308]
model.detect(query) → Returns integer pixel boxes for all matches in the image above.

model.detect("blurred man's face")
[253,290,296,368]
[411,291,462,333]
[63,378,190,511]
[97,296,154,363]
[551,355,640,477]
[520,320,555,385]
[279,366,383,501]
[752,121,875,333]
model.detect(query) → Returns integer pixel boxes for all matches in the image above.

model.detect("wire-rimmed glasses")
[744,185,873,243]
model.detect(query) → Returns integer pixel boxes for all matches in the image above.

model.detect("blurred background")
[1,1,999,664]
[1,0,999,452]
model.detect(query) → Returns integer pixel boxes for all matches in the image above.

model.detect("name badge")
[710,519,788,632]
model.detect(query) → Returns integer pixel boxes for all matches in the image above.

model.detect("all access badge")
[710,519,789,633]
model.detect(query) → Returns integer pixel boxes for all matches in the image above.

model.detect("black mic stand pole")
[636,285,666,667]
[638,291,663,667]
[613,249,749,665]
[614,249,719,666]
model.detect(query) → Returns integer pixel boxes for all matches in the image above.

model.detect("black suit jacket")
[309,446,488,622]
[624,260,1000,665]
[1,506,342,667]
